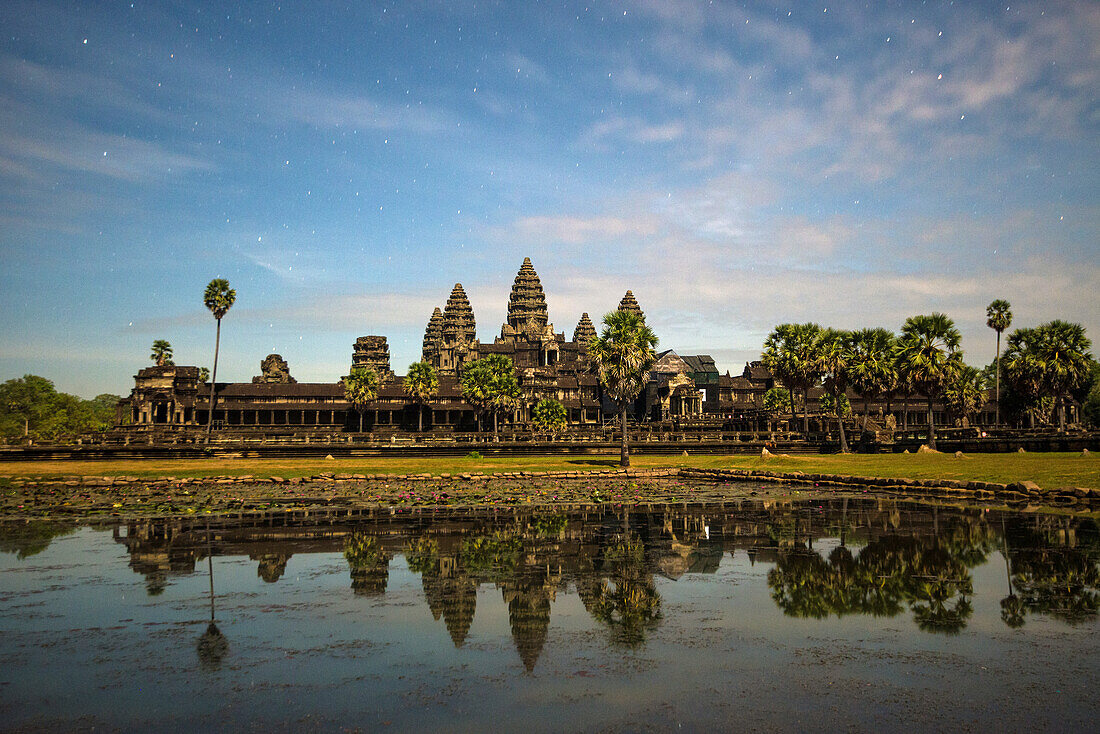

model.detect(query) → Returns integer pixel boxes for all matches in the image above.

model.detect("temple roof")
[572,312,596,345]
[442,284,476,344]
[617,290,645,322]
[505,257,549,335]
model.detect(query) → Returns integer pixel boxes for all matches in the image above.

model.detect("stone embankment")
[676,468,1097,506]
[4,467,1095,506]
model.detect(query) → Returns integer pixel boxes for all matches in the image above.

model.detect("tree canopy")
[0,375,119,442]
[150,340,174,366]
[532,398,567,435]
[343,367,381,432]
[762,322,823,432]
[403,362,439,432]
[460,355,521,433]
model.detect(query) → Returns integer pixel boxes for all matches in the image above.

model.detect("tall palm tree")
[895,313,962,450]
[815,329,853,453]
[203,278,235,441]
[589,310,658,467]
[403,362,439,432]
[848,328,896,432]
[150,339,174,366]
[762,323,823,433]
[986,299,1012,425]
[1033,320,1092,431]
[343,367,380,432]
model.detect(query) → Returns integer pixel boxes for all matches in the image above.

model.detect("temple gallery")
[122,258,986,435]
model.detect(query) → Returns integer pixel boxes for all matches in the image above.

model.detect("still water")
[2,498,1098,732]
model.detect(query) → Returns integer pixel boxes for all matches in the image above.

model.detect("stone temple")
[121,257,792,434]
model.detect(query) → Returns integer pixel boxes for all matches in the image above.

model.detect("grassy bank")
[0,451,1096,489]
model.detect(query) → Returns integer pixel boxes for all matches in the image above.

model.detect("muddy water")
[1,499,1098,732]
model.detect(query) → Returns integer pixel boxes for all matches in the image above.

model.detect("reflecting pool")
[2,499,1098,731]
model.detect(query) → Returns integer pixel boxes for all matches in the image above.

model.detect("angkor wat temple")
[120,257,982,436]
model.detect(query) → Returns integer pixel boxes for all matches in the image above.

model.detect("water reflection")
[2,500,1098,667]
[196,521,229,671]
[0,519,75,559]
[766,515,995,634]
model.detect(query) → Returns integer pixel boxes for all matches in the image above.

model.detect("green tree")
[1033,321,1093,430]
[895,313,963,450]
[0,375,56,439]
[0,378,119,442]
[460,355,521,434]
[942,363,985,426]
[815,328,853,453]
[818,391,851,422]
[986,299,1012,425]
[150,339,174,366]
[762,386,797,421]
[1002,328,1041,426]
[589,310,658,467]
[203,278,236,441]
[531,398,567,436]
[403,362,439,432]
[1082,361,1100,430]
[343,367,381,432]
[198,367,210,383]
[762,323,823,433]
[848,328,896,432]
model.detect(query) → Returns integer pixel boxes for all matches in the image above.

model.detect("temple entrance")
[152,401,169,424]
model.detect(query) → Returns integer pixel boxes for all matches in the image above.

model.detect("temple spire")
[442,284,476,346]
[617,290,645,322]
[573,312,596,346]
[422,307,443,362]
[505,257,549,335]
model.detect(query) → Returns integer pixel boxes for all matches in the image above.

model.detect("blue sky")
[1,1,1097,398]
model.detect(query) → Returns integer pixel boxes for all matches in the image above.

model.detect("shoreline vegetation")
[0,453,1096,519]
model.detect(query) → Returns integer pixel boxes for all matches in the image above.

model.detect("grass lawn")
[0,451,1096,488]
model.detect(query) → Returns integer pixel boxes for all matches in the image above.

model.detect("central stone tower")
[501,257,551,340]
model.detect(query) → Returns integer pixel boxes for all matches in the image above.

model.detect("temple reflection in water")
[20,499,1088,670]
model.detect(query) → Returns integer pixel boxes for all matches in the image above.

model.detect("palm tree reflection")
[196,522,228,671]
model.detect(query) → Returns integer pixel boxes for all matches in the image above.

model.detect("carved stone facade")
[128,365,202,425]
[253,354,296,384]
[352,336,393,379]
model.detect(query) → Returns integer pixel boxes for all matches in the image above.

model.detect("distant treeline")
[0,375,121,442]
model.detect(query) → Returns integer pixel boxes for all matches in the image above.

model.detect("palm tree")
[589,310,658,467]
[203,278,235,441]
[895,313,962,450]
[460,355,521,434]
[150,339,174,366]
[815,329,853,453]
[403,362,439,432]
[942,363,984,427]
[848,328,896,432]
[343,367,380,432]
[762,323,823,433]
[1033,320,1093,431]
[532,398,567,437]
[1003,327,1052,427]
[986,300,1012,425]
